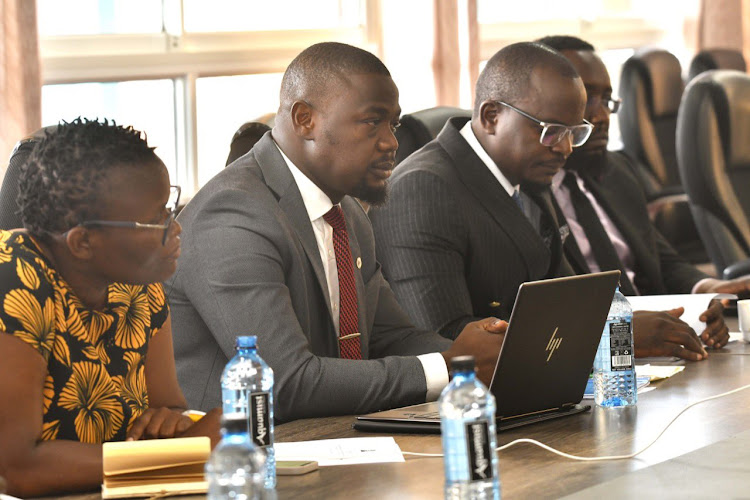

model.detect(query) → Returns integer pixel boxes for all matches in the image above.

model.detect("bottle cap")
[450,355,476,373]
[236,336,257,349]
[220,414,250,434]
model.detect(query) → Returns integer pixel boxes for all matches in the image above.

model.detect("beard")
[351,177,388,207]
[564,147,608,179]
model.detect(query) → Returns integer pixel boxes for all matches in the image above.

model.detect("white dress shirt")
[276,143,448,400]
[460,121,518,198]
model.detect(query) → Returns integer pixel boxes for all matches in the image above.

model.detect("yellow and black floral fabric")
[0,230,168,443]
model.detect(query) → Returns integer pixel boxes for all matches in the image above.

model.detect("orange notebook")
[101,436,210,499]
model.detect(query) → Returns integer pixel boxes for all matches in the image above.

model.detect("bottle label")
[609,320,633,371]
[464,419,494,481]
[249,391,271,448]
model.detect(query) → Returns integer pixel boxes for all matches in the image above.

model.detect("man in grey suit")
[167,42,505,422]
[371,42,585,339]
[371,42,727,361]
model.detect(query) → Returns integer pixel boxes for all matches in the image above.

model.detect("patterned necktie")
[511,190,525,215]
[323,206,362,359]
[562,172,636,295]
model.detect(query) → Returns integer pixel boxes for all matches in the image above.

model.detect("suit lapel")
[253,133,334,322]
[437,119,550,278]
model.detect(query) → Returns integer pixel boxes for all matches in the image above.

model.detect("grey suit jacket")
[167,133,451,422]
[562,151,708,294]
[370,118,566,339]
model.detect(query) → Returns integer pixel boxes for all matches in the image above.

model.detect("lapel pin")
[356,257,362,269]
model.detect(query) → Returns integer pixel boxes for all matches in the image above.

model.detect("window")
[38,0,376,195]
[42,80,178,182]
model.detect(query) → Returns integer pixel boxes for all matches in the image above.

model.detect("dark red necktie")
[323,206,362,359]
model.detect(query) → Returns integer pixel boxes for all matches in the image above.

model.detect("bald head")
[474,41,581,116]
[279,42,390,112]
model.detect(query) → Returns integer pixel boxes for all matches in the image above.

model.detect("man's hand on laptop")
[441,317,507,386]
[633,308,707,361]
[698,300,729,349]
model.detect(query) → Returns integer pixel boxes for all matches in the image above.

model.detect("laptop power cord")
[401,382,750,461]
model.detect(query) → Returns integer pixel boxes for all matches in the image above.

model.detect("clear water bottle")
[205,416,266,500]
[221,336,275,488]
[438,356,501,500]
[593,286,637,407]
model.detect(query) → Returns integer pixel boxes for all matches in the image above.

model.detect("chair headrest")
[687,70,750,169]
[690,49,747,77]
[627,49,684,117]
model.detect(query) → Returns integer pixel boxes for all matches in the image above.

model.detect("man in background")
[538,35,744,353]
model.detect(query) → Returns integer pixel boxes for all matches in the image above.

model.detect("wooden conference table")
[55,321,750,500]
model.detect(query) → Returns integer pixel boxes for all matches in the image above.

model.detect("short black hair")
[536,35,595,52]
[474,41,580,116]
[18,118,161,241]
[279,42,390,111]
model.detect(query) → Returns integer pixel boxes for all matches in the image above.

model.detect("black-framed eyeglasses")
[587,95,622,114]
[77,185,181,246]
[495,101,594,148]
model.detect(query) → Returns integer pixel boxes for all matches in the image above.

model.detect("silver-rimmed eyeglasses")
[495,101,594,148]
[77,185,181,246]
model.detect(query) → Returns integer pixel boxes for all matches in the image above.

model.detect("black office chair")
[688,49,747,82]
[618,48,708,264]
[394,106,471,165]
[0,126,56,230]
[226,121,272,166]
[677,70,750,278]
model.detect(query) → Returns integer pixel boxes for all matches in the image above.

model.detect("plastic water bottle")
[438,355,501,500]
[593,286,637,407]
[221,336,275,488]
[205,416,266,500]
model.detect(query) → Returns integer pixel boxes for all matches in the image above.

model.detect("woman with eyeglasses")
[0,118,219,497]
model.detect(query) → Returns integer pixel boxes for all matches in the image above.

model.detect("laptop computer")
[354,270,621,433]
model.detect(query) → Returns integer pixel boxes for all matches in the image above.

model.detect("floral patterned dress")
[0,230,169,443]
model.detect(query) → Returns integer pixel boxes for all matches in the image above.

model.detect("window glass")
[183,0,364,32]
[195,73,283,187]
[37,0,163,36]
[41,80,178,183]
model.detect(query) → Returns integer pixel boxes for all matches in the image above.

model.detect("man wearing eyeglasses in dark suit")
[538,35,746,357]
[370,42,587,339]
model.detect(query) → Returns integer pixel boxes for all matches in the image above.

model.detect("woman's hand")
[126,407,193,441]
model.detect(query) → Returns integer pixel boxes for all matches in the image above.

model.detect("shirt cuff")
[692,277,718,294]
[417,352,449,401]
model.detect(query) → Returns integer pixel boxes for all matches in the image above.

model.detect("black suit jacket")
[561,151,708,294]
[370,118,566,339]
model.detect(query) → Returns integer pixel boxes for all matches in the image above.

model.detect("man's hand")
[442,317,507,386]
[633,308,707,361]
[127,407,194,441]
[694,277,750,299]
[698,300,729,349]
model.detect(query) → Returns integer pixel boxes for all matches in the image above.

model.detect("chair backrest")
[619,48,685,187]
[677,70,750,272]
[394,106,471,165]
[0,127,56,230]
[225,121,272,166]
[688,49,747,81]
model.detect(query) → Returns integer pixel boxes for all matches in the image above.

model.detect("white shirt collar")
[459,120,518,198]
[274,141,334,222]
